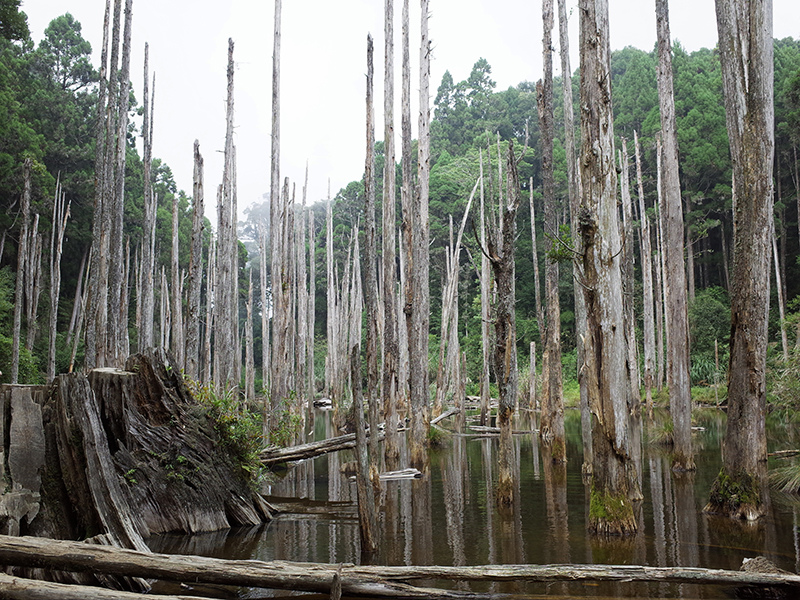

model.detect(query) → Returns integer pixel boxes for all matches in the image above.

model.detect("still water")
[150,408,800,598]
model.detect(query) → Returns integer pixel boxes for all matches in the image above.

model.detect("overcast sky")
[23,0,800,225]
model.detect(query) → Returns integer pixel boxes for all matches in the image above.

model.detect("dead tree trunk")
[634,132,656,418]
[215,39,237,392]
[579,0,639,535]
[185,141,204,380]
[245,271,255,402]
[11,158,31,383]
[48,178,70,382]
[24,215,42,354]
[382,0,401,471]
[479,152,492,426]
[654,136,666,392]
[139,43,156,352]
[170,192,184,368]
[203,234,215,384]
[537,0,565,462]
[488,143,521,506]
[407,0,432,470]
[655,0,693,472]
[558,0,590,473]
[363,35,381,482]
[705,0,773,520]
[107,0,133,368]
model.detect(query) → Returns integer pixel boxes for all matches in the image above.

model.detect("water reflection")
[148,407,800,599]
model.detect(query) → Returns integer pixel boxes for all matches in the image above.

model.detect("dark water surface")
[149,408,800,598]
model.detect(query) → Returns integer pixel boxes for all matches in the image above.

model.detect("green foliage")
[0,0,28,42]
[186,379,266,484]
[589,484,634,524]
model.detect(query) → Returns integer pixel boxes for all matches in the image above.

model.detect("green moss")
[590,485,633,522]
[708,467,760,515]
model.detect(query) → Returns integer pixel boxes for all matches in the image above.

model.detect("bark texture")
[705,0,774,520]
[655,0,693,472]
[578,0,638,535]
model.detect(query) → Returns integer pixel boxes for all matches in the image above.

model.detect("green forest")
[2,4,800,411]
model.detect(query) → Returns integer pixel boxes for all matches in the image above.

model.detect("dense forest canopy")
[1,4,800,405]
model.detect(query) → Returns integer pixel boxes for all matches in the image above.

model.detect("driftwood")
[430,406,459,425]
[260,430,385,465]
[0,535,798,600]
[0,573,210,600]
[769,449,800,459]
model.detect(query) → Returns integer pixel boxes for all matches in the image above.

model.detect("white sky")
[23,0,800,226]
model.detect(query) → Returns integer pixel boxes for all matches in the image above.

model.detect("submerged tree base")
[704,468,764,521]
[589,486,638,536]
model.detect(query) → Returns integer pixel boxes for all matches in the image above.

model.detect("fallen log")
[260,431,385,465]
[431,407,459,425]
[0,535,799,599]
[0,572,212,600]
[769,449,800,459]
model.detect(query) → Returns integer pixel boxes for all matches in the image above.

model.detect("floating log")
[260,430,385,465]
[0,535,798,599]
[468,426,534,436]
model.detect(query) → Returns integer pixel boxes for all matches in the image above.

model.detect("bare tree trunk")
[656,0,694,472]
[307,209,316,421]
[86,0,116,371]
[108,0,133,367]
[406,0,432,470]
[48,179,70,382]
[363,35,381,483]
[204,234,215,384]
[170,192,183,367]
[537,0,565,463]
[619,140,640,401]
[479,151,492,426]
[579,0,638,535]
[705,0,773,520]
[185,141,204,380]
[69,249,92,373]
[635,132,656,418]
[269,0,282,406]
[325,193,338,404]
[296,174,309,433]
[11,158,31,383]
[350,343,377,561]
[215,40,237,392]
[654,137,666,392]
[529,182,543,334]
[66,248,88,348]
[382,0,401,471]
[24,215,42,353]
[685,197,696,302]
[245,270,255,402]
[159,266,170,350]
[489,143,521,507]
[139,43,156,352]
[771,222,788,361]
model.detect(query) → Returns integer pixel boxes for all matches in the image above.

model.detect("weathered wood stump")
[0,349,271,590]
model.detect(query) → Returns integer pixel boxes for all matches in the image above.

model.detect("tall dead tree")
[259,223,270,395]
[705,0,774,520]
[245,270,255,402]
[363,35,381,481]
[139,43,156,352]
[655,0,693,472]
[25,214,42,353]
[85,0,115,370]
[558,0,590,472]
[11,158,32,383]
[296,172,309,424]
[407,0,432,469]
[635,132,656,417]
[579,0,638,535]
[204,234,215,383]
[106,0,133,367]
[383,0,401,470]
[170,192,184,367]
[619,140,640,403]
[48,177,70,382]
[185,141,204,380]
[479,151,492,426]
[215,39,238,391]
[537,0,565,462]
[488,143,521,506]
[306,209,316,415]
[399,0,413,412]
